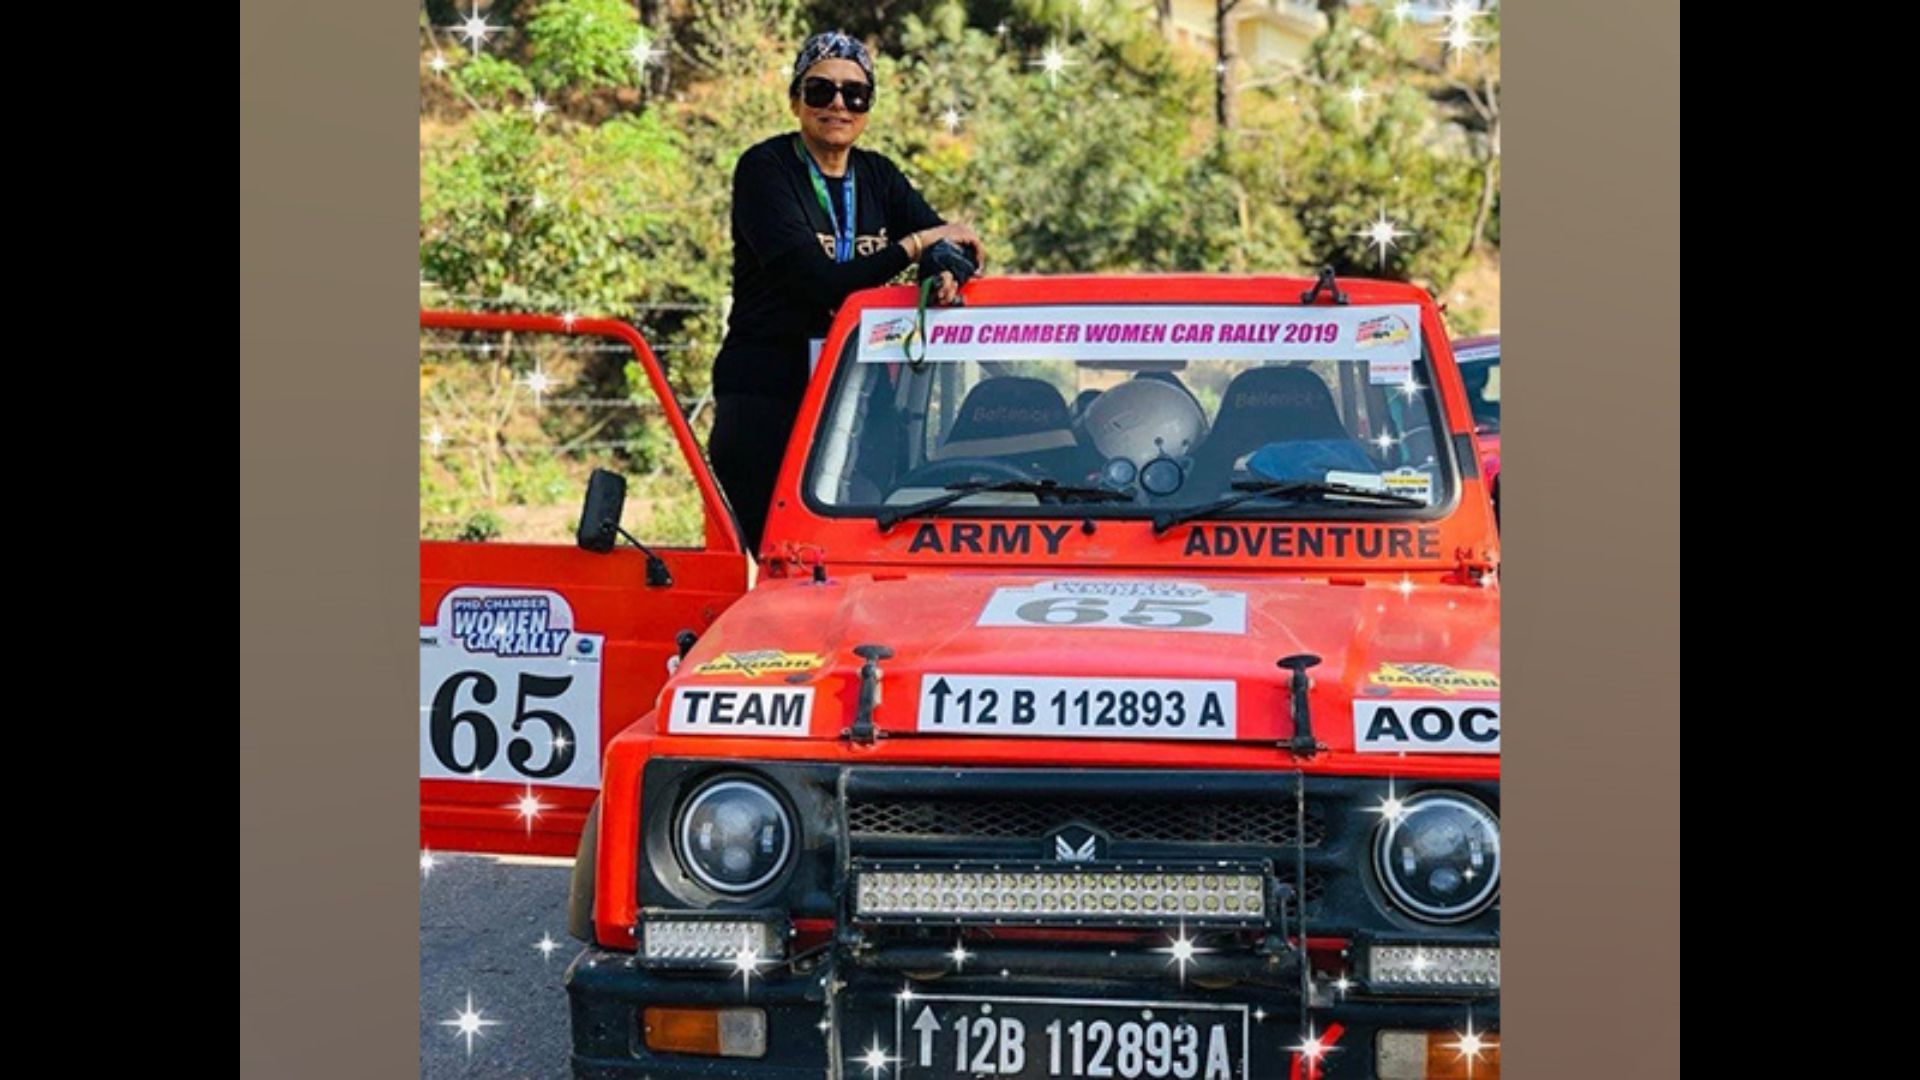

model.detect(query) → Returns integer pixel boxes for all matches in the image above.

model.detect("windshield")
[1458,354,1500,434]
[806,302,1455,520]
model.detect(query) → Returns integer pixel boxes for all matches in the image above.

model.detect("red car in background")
[1453,334,1500,524]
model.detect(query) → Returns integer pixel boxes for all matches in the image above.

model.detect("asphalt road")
[421,852,578,1079]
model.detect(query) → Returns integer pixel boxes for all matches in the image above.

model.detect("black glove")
[917,239,978,302]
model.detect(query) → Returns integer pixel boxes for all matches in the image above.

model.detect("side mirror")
[576,469,628,554]
[575,468,673,587]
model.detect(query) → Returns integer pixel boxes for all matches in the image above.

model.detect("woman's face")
[791,58,870,151]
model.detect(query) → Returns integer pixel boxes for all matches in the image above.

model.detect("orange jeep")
[426,269,1500,1079]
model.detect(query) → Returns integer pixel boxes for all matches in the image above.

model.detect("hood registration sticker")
[977,580,1247,635]
[918,674,1237,739]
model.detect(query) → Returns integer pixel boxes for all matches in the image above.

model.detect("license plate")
[893,995,1248,1079]
[916,675,1238,740]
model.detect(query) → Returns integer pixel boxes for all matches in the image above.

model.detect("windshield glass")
[806,302,1455,519]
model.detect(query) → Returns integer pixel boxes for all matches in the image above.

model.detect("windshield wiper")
[1150,479,1428,535]
[876,480,1132,532]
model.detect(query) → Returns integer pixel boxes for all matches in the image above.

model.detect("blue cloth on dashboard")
[1244,439,1378,483]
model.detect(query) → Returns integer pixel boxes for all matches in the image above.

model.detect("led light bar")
[1366,944,1500,991]
[640,916,786,966]
[853,864,1268,926]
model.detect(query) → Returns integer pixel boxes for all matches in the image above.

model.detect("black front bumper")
[569,763,1498,1078]
[568,945,1497,1079]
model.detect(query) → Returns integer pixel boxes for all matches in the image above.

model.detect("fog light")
[1367,945,1499,991]
[640,917,785,966]
[642,1007,767,1058]
[1376,1029,1500,1079]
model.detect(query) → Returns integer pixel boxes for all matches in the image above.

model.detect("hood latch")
[1276,654,1326,758]
[846,644,893,746]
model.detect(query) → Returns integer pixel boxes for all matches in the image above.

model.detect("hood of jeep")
[664,572,1499,753]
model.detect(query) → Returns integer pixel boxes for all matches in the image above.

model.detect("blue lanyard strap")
[793,137,856,263]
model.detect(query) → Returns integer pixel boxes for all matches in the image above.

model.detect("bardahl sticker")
[690,650,826,678]
[1353,698,1500,753]
[667,686,814,736]
[1369,662,1500,695]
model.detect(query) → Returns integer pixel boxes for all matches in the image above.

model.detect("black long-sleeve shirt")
[711,133,946,399]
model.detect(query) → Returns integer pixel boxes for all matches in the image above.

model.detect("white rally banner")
[857,303,1422,365]
[420,586,604,788]
[977,579,1248,635]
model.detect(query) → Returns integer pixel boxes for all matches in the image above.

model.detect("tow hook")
[847,644,893,746]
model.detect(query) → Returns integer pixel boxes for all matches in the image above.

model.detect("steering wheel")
[894,456,1042,490]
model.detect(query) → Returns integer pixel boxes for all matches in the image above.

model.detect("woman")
[707,30,984,553]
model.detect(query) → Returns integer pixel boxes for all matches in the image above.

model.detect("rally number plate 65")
[893,995,1248,1080]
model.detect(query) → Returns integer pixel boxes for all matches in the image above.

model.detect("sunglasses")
[799,76,874,113]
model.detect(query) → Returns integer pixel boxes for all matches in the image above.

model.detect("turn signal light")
[1375,1029,1500,1079]
[641,1007,767,1058]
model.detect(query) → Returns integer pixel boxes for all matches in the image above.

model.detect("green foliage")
[523,0,644,93]
[449,53,534,105]
[458,510,503,542]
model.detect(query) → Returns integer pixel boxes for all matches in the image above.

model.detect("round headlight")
[1374,792,1499,922]
[676,778,794,895]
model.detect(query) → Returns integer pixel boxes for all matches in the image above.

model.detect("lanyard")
[793,137,856,263]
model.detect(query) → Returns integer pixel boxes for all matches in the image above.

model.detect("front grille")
[847,796,1326,848]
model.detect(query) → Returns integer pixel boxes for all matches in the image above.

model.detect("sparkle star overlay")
[451,2,501,57]
[1289,1021,1334,1070]
[535,932,560,962]
[440,991,500,1056]
[858,1037,899,1078]
[1437,0,1490,62]
[1372,778,1408,824]
[507,786,547,834]
[520,364,554,405]
[729,941,767,996]
[948,940,973,972]
[628,31,665,75]
[1355,207,1413,271]
[1153,923,1211,986]
[1448,1018,1494,1077]
[1032,40,1075,89]
[419,848,438,878]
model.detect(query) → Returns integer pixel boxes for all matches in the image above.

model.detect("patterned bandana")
[788,30,874,98]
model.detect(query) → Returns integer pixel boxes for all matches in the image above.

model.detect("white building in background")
[1151,0,1330,72]
[1147,1,1468,74]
